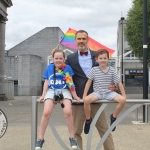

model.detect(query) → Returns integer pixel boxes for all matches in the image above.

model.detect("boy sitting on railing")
[83,49,126,134]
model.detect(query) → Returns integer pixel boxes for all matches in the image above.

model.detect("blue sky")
[6,0,132,56]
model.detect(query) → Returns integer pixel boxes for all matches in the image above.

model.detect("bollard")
[31,96,38,150]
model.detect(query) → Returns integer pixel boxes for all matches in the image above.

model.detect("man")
[52,30,115,150]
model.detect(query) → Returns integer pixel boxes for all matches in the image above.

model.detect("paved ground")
[0,94,150,150]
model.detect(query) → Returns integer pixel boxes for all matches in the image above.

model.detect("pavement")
[0,94,150,150]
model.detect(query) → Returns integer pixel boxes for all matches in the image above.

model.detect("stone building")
[5,27,75,96]
[0,0,13,100]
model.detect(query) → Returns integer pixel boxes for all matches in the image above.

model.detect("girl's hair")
[96,49,109,59]
[52,49,65,58]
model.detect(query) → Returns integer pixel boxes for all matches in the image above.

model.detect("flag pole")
[56,44,59,49]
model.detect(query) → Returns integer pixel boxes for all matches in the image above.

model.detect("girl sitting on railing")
[35,49,80,150]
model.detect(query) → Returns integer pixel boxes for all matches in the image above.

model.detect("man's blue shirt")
[78,49,92,75]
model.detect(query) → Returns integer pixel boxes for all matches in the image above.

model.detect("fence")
[31,96,150,150]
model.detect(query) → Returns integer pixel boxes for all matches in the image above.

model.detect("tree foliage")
[124,0,150,59]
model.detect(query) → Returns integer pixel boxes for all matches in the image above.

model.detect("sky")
[6,0,133,56]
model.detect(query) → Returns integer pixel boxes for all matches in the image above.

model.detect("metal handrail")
[72,99,150,103]
[31,96,150,150]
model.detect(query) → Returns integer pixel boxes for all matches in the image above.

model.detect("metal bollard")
[31,96,38,150]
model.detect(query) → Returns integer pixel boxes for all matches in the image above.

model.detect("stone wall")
[18,54,42,96]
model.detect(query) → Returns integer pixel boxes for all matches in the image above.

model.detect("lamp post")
[143,0,148,123]
[121,17,125,84]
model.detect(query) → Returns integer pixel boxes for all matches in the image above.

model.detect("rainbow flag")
[60,28,115,56]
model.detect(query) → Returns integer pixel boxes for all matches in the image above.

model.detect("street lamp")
[142,0,148,123]
[121,17,125,84]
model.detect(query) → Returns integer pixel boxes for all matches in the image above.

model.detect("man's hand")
[108,84,116,91]
[51,45,59,55]
[51,48,56,55]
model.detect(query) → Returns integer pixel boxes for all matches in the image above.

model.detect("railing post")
[145,103,148,123]
[135,108,138,121]
[31,96,38,150]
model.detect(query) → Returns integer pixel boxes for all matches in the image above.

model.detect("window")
[125,69,143,86]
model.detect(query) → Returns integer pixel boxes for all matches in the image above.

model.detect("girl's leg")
[38,99,55,139]
[112,95,126,118]
[61,99,75,138]
[83,94,99,120]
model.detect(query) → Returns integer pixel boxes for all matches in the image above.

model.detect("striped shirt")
[87,66,120,94]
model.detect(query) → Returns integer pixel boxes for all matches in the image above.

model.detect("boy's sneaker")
[84,118,92,134]
[110,114,116,132]
[69,137,77,149]
[35,139,45,149]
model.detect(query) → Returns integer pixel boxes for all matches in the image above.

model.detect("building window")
[125,69,143,86]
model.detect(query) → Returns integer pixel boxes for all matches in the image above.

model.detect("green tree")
[124,0,150,59]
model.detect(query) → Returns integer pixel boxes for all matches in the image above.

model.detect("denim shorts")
[44,89,72,101]
[92,91,118,101]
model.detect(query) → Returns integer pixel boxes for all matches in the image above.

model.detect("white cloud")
[6,0,132,56]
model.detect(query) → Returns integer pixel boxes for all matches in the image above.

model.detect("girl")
[35,49,80,150]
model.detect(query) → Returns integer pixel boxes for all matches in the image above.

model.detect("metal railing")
[31,96,150,150]
[135,103,150,122]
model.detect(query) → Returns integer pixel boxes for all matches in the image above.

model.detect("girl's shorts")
[92,91,118,101]
[44,89,72,102]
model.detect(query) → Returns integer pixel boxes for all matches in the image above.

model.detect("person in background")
[35,49,80,150]
[83,49,126,134]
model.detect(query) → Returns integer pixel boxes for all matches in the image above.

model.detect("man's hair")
[96,49,109,59]
[75,30,88,39]
[52,49,65,58]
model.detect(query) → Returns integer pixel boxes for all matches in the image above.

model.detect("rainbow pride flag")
[60,28,115,56]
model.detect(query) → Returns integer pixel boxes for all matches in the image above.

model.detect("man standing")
[65,30,115,150]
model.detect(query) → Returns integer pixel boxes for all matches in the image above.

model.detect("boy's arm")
[117,82,126,98]
[83,79,92,99]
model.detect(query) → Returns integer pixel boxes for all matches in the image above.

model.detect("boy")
[83,49,126,134]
